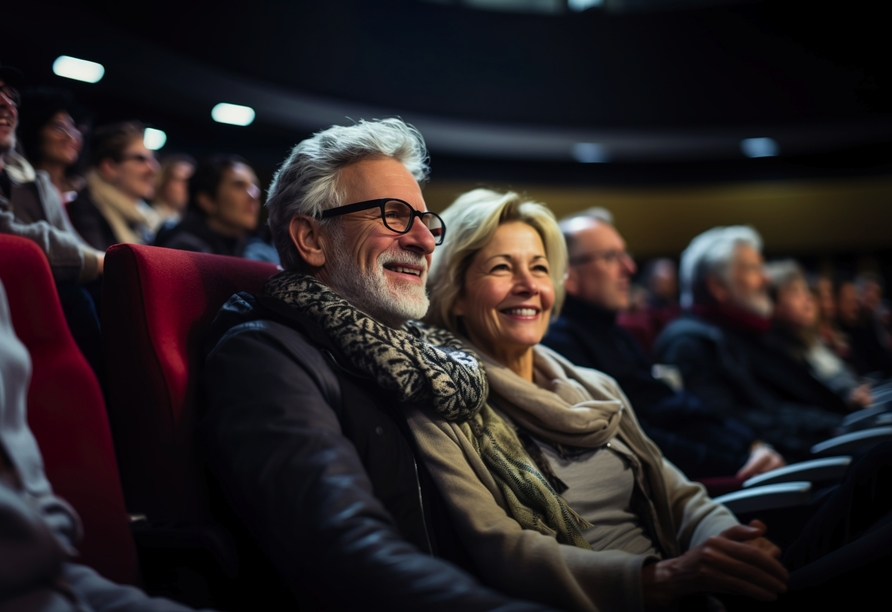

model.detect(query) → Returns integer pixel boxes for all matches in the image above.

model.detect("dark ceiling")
[5,0,892,183]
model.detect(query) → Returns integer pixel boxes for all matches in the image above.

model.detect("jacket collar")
[559,294,618,329]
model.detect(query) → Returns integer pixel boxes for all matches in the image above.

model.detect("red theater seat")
[0,234,138,585]
[101,244,277,522]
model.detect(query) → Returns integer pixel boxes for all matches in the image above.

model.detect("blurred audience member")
[0,63,103,284]
[17,87,86,204]
[646,258,679,308]
[68,121,160,251]
[151,153,195,224]
[643,257,681,336]
[856,272,891,349]
[544,212,784,479]
[814,275,851,359]
[654,226,844,460]
[766,260,872,409]
[155,154,260,257]
[837,277,892,378]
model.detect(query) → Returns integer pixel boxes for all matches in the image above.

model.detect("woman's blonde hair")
[426,188,567,335]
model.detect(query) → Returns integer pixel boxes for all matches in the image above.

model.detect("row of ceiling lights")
[51,55,256,151]
[53,55,781,161]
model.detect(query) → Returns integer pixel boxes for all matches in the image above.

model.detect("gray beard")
[732,289,773,318]
[325,225,430,328]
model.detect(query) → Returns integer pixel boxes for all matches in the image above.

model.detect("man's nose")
[400,214,437,254]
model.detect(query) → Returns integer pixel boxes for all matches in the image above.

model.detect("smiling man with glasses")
[67,121,161,251]
[199,118,553,611]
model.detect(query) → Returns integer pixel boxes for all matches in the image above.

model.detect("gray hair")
[557,207,614,258]
[764,259,805,302]
[679,226,762,309]
[426,188,567,335]
[266,118,430,270]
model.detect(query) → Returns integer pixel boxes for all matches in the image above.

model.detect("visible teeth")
[504,308,537,316]
[392,266,420,276]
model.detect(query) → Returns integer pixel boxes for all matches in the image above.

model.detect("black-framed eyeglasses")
[0,85,20,108]
[320,198,446,245]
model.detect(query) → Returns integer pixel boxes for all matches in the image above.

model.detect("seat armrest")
[842,404,892,432]
[811,427,892,456]
[713,482,812,515]
[742,457,851,488]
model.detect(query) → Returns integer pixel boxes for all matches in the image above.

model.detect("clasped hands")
[642,519,788,609]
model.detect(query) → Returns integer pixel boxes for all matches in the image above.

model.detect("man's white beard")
[732,286,773,318]
[326,228,429,328]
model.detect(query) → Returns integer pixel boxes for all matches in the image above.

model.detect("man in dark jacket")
[543,210,785,479]
[199,119,553,611]
[653,226,844,460]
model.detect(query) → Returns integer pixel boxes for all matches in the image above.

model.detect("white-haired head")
[679,226,764,310]
[266,118,429,270]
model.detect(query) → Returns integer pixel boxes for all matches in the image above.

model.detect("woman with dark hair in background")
[154,154,260,257]
[17,87,86,205]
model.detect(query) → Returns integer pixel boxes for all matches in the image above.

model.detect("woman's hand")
[641,520,787,609]
[736,445,786,479]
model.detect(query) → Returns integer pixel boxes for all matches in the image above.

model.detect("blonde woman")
[409,189,787,611]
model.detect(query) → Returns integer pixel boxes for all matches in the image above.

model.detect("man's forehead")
[577,221,623,249]
[339,157,424,206]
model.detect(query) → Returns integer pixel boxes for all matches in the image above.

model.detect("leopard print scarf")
[263,270,487,420]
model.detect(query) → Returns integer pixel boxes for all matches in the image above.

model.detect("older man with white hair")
[654,226,844,460]
[544,211,786,480]
[198,118,553,611]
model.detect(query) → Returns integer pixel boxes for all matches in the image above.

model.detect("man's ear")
[195,192,216,217]
[705,274,730,305]
[289,215,326,268]
[97,158,118,183]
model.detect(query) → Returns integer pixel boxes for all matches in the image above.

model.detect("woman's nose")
[514,269,540,295]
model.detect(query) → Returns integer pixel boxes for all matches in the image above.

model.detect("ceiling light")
[573,142,609,163]
[143,128,167,151]
[211,103,255,126]
[740,137,779,158]
[52,56,105,83]
[568,0,604,10]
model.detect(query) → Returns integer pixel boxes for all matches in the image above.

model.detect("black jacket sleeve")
[656,332,841,459]
[199,322,553,612]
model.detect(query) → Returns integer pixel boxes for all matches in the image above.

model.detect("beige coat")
[407,351,738,612]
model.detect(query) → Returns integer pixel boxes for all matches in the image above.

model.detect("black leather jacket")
[199,293,553,611]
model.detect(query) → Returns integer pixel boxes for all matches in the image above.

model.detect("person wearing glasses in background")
[68,121,161,251]
[16,87,88,206]
[542,209,787,481]
[0,63,103,285]
[155,154,262,258]
[199,118,556,611]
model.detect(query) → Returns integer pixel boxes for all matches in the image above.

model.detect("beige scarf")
[480,344,681,558]
[85,171,159,245]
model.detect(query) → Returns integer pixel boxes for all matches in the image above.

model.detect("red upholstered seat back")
[102,244,277,522]
[0,234,138,585]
